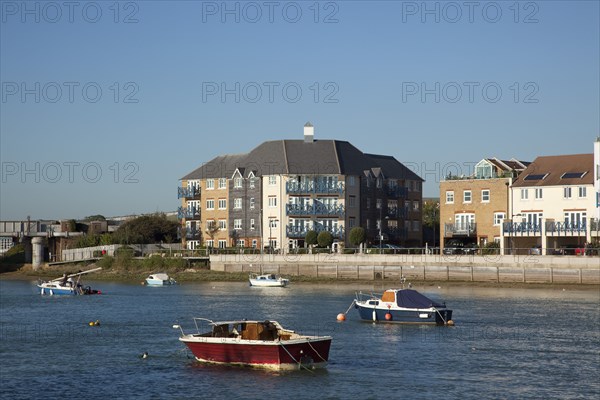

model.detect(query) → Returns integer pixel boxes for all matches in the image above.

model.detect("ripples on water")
[0,280,598,399]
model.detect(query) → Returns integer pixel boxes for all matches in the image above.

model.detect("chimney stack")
[304,122,314,143]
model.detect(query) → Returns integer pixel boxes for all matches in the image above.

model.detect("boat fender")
[385,313,393,321]
[372,310,377,321]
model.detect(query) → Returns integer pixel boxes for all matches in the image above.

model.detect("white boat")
[249,273,289,287]
[37,267,102,296]
[145,273,177,286]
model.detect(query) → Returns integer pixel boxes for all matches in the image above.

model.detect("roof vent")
[304,122,314,143]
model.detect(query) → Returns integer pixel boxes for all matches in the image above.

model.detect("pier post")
[32,237,44,270]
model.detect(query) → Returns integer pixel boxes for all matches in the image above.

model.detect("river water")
[0,279,598,399]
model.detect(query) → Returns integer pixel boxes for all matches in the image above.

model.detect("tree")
[305,230,318,247]
[84,214,106,221]
[205,222,220,246]
[317,231,334,248]
[422,200,440,247]
[112,213,179,244]
[349,227,366,247]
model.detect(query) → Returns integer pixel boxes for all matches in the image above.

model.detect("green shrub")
[317,231,334,248]
[349,227,366,246]
[305,230,318,246]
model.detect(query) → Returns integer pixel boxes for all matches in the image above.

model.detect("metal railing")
[444,223,477,236]
[286,180,345,195]
[177,206,200,220]
[285,225,345,239]
[502,221,541,236]
[177,187,200,199]
[286,203,345,217]
[545,221,587,235]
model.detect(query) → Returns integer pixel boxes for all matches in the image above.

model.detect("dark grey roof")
[181,139,424,181]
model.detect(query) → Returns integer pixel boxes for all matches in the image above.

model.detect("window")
[463,190,472,203]
[349,195,356,207]
[206,179,214,190]
[251,239,257,248]
[563,187,572,199]
[218,240,227,249]
[268,196,277,207]
[493,212,505,226]
[205,240,214,248]
[349,217,356,228]
[218,220,227,229]
[412,221,420,232]
[234,198,242,209]
[578,187,587,198]
[233,178,243,188]
[206,220,216,230]
[236,239,245,247]
[268,176,277,185]
[250,197,255,209]
[234,219,242,230]
[366,198,371,209]
[366,177,371,188]
[218,199,227,209]
[413,201,419,211]
[206,199,215,210]
[376,178,382,188]
[521,189,529,200]
[186,240,199,250]
[269,219,278,228]
[535,188,543,199]
[446,191,454,204]
[250,219,255,230]
[376,199,382,209]
[366,219,370,229]
[564,211,586,227]
[218,178,227,189]
[249,178,256,189]
[348,176,355,186]
[481,190,490,203]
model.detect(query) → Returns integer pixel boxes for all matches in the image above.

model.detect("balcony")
[388,208,408,219]
[178,186,200,199]
[502,221,541,236]
[286,225,345,239]
[286,203,345,217]
[286,180,344,195]
[546,221,587,236]
[444,223,477,237]
[386,186,408,198]
[592,219,600,236]
[177,206,200,220]
[387,226,407,238]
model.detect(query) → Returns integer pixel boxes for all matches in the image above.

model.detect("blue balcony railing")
[177,206,200,220]
[178,186,200,199]
[286,203,345,217]
[286,180,344,195]
[387,186,408,197]
[592,219,600,233]
[546,221,587,235]
[502,221,541,235]
[286,225,345,239]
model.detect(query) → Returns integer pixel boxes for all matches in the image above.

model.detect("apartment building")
[440,158,529,251]
[502,142,600,254]
[178,123,423,250]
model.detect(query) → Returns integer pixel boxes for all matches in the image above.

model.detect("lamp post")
[379,205,383,254]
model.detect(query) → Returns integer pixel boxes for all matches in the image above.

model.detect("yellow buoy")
[89,321,95,326]
[336,313,346,322]
[447,320,454,326]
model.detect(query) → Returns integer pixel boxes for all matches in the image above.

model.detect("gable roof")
[511,154,593,187]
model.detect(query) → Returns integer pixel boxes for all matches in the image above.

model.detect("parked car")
[463,243,479,255]
[443,240,464,255]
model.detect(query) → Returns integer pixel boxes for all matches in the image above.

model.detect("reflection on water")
[0,279,598,399]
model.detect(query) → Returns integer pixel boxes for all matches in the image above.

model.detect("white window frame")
[206,199,215,210]
[268,196,277,208]
[521,189,529,200]
[205,240,214,248]
[206,179,214,190]
[535,188,543,199]
[493,212,506,226]
[218,178,227,189]
[463,190,472,203]
[268,176,277,185]
[250,197,255,209]
[236,239,245,247]
[233,178,243,189]
[250,219,255,230]
[234,198,242,209]
[218,240,227,249]
[578,186,587,198]
[218,199,227,210]
[563,187,572,199]
[446,191,454,204]
[269,219,278,228]
[233,219,242,230]
[481,190,490,203]
[218,219,227,230]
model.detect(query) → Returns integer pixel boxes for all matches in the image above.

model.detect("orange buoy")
[337,313,346,321]
[385,313,393,321]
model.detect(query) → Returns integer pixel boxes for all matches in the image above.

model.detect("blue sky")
[1,0,598,220]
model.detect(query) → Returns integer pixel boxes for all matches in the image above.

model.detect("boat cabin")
[200,321,294,341]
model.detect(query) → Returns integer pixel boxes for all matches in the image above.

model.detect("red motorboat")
[174,318,332,370]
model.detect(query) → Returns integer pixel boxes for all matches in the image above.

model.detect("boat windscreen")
[396,290,444,308]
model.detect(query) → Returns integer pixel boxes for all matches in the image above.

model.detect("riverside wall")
[209,253,600,285]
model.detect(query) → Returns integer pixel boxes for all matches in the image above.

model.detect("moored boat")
[354,288,453,325]
[37,267,102,296]
[174,318,332,370]
[145,273,177,286]
[249,273,289,287]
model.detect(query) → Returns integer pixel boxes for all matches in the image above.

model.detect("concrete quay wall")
[209,253,600,285]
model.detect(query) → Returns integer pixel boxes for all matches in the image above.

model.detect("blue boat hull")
[38,286,76,295]
[355,303,452,325]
